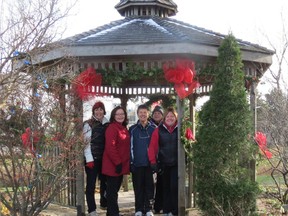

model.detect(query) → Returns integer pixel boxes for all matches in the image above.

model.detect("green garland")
[97,63,164,87]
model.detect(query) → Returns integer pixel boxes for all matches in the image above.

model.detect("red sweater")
[102,122,130,176]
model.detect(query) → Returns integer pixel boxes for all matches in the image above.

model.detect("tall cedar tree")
[194,34,259,215]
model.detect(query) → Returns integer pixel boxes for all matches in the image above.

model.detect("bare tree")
[257,12,288,213]
[257,90,288,211]
[262,13,288,90]
[0,0,84,216]
[0,0,76,102]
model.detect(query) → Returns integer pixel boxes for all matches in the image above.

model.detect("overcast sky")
[65,0,287,45]
[64,0,288,95]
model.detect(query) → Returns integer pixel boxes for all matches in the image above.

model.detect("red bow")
[163,59,200,99]
[185,128,195,141]
[73,67,102,101]
[254,132,272,159]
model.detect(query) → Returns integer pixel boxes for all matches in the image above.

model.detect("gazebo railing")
[82,84,213,97]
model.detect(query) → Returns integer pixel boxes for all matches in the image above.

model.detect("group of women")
[83,102,179,216]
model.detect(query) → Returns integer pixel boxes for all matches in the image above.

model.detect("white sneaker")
[88,211,98,216]
[135,211,143,216]
[146,211,154,216]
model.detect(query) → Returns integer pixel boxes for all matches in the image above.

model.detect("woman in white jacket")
[83,101,109,216]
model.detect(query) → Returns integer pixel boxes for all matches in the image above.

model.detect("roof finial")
[115,0,178,18]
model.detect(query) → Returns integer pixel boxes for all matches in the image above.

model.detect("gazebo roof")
[41,16,273,66]
[63,16,271,55]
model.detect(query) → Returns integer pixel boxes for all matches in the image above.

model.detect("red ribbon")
[185,128,195,141]
[163,59,200,99]
[21,127,40,154]
[254,132,272,159]
[73,67,102,101]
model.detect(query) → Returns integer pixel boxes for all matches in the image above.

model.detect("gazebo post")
[249,82,257,182]
[177,97,186,215]
[188,94,197,208]
[120,94,129,192]
[76,161,85,216]
[73,95,85,216]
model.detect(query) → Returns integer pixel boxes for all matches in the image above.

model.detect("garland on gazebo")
[73,59,201,100]
[98,64,163,87]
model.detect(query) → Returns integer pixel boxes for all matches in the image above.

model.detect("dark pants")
[132,166,154,213]
[106,175,123,216]
[85,159,107,213]
[154,173,163,212]
[162,165,178,215]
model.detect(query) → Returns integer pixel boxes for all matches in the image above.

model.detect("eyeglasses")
[115,113,125,116]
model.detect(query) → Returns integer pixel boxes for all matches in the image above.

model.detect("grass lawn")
[255,158,287,214]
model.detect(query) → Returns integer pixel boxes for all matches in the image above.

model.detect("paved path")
[41,190,136,216]
[40,190,202,216]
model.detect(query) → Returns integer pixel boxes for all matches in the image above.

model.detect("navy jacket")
[129,121,156,167]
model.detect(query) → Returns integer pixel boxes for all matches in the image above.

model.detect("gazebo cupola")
[115,0,178,17]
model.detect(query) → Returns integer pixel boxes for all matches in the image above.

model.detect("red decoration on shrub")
[185,128,195,141]
[73,67,102,101]
[263,150,272,159]
[163,59,200,99]
[21,127,40,154]
[254,132,272,159]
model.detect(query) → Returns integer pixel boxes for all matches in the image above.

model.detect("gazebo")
[40,0,274,214]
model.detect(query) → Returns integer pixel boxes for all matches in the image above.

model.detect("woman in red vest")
[148,107,178,216]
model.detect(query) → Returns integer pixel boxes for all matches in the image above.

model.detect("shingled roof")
[40,0,273,66]
[62,16,273,55]
[41,16,272,67]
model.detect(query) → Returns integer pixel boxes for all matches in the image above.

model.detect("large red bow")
[163,59,200,99]
[254,132,272,159]
[73,67,102,101]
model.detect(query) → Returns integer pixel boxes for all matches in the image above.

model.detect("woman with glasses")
[102,106,130,216]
